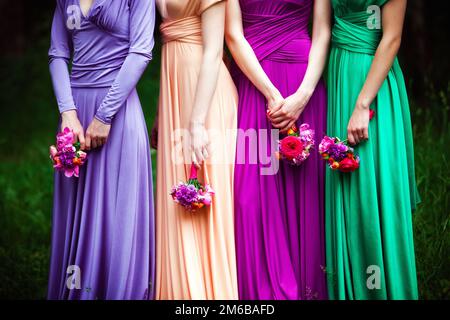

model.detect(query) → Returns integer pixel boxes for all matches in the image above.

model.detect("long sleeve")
[49,1,76,114]
[95,0,156,124]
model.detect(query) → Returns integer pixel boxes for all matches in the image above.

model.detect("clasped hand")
[61,110,111,150]
[267,89,312,132]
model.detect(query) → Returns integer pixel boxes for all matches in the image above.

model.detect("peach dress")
[155,0,238,300]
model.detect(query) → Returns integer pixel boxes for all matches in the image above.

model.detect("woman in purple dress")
[226,0,331,299]
[47,0,155,300]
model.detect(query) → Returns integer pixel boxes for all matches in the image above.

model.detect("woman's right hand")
[61,110,86,150]
[190,121,210,169]
[266,90,284,116]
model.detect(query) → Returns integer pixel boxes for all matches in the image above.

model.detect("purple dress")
[47,0,155,300]
[233,0,327,300]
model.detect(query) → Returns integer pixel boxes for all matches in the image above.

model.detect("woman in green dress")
[326,0,420,299]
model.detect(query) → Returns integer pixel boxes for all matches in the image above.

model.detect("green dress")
[326,0,421,300]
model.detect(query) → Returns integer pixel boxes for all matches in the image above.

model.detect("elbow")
[312,29,331,48]
[225,30,241,53]
[203,47,224,65]
[382,34,402,53]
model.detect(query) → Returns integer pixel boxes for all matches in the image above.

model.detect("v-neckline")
[78,0,96,19]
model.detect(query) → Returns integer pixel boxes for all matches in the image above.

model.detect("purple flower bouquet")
[170,165,214,212]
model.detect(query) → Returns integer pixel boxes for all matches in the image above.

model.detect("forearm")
[95,53,150,124]
[357,36,401,109]
[227,35,279,100]
[190,51,222,124]
[49,58,76,114]
[297,31,330,96]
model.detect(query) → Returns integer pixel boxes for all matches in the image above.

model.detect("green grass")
[0,36,449,299]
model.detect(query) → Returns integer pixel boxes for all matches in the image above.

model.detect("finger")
[267,102,283,115]
[191,152,200,169]
[282,121,296,133]
[202,147,209,161]
[92,137,98,149]
[85,134,91,150]
[273,120,291,130]
[363,127,369,140]
[270,114,288,124]
[195,148,204,166]
[357,128,365,142]
[270,108,287,119]
[347,131,356,145]
[353,131,361,145]
[78,132,86,150]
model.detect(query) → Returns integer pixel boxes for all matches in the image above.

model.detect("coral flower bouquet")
[276,124,315,166]
[170,165,215,212]
[49,127,87,178]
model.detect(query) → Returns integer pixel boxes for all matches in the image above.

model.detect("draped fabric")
[155,0,238,300]
[48,0,155,300]
[233,0,327,300]
[326,0,420,300]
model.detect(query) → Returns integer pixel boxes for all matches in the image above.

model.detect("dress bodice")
[50,0,155,87]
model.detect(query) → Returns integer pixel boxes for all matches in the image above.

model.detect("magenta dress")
[47,0,155,300]
[232,0,327,300]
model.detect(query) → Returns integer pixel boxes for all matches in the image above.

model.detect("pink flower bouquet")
[49,127,87,178]
[318,109,375,173]
[276,124,315,166]
[170,165,215,212]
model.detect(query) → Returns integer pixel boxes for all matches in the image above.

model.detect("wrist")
[61,110,77,119]
[190,119,205,127]
[264,86,281,102]
[356,97,371,110]
[297,84,315,98]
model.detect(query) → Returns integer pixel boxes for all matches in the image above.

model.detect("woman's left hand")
[268,88,312,132]
[347,104,370,145]
[86,118,111,150]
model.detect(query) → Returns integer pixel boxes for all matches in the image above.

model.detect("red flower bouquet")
[276,124,315,166]
[318,109,375,173]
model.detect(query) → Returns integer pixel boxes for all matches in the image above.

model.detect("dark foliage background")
[0,0,448,299]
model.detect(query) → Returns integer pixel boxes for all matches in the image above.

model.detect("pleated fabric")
[326,0,420,300]
[155,0,239,300]
[49,88,155,300]
[232,0,327,300]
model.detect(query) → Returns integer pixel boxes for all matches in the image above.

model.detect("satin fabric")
[155,0,238,300]
[47,0,155,300]
[326,0,420,300]
[232,0,327,300]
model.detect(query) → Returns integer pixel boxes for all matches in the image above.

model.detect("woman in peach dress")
[152,0,238,300]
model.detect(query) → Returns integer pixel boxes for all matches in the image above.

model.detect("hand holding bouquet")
[319,109,375,173]
[170,165,215,212]
[49,127,87,178]
[319,137,360,172]
[276,124,315,166]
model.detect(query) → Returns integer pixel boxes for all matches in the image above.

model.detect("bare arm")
[189,1,226,167]
[347,0,407,145]
[269,0,331,131]
[225,0,283,110]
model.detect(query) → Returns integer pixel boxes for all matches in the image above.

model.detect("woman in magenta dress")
[47,0,155,299]
[226,0,331,299]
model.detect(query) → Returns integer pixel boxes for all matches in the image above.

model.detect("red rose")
[339,157,360,172]
[369,109,375,120]
[280,136,304,160]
